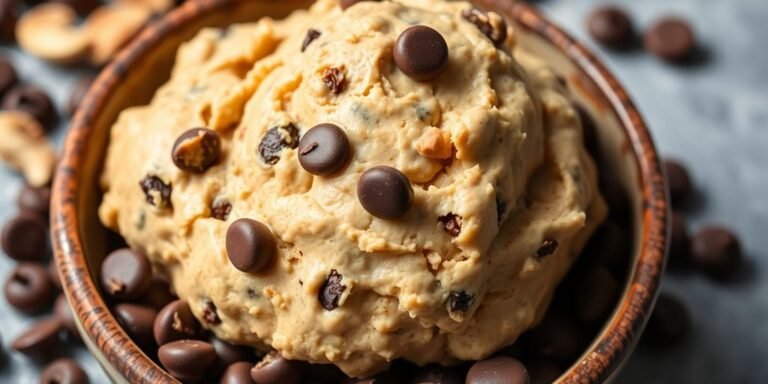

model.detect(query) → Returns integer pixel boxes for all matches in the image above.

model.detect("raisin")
[322,67,346,95]
[139,175,172,209]
[438,213,462,237]
[319,270,346,311]
[258,124,300,165]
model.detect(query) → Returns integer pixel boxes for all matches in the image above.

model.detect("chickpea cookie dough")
[99,0,607,377]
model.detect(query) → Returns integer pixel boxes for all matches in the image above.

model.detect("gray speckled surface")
[1,0,766,383]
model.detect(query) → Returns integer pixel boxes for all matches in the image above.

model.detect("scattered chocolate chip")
[99,248,153,300]
[587,6,635,49]
[221,361,255,384]
[158,340,218,383]
[11,317,63,363]
[2,85,56,129]
[202,300,221,325]
[664,160,693,207]
[461,8,508,46]
[40,357,89,384]
[357,166,414,219]
[668,212,691,268]
[466,356,529,384]
[536,239,559,259]
[0,56,18,97]
[525,315,585,364]
[259,124,300,165]
[691,226,743,279]
[322,67,346,95]
[644,17,696,62]
[1,212,48,261]
[226,218,277,273]
[139,175,173,209]
[302,29,321,52]
[17,183,51,218]
[574,266,620,324]
[298,123,351,176]
[250,351,305,384]
[54,294,79,337]
[68,76,95,116]
[0,0,18,42]
[644,293,689,346]
[153,300,201,346]
[411,365,463,384]
[446,291,473,312]
[139,276,177,310]
[113,303,158,349]
[172,128,222,173]
[339,0,380,11]
[394,25,449,81]
[319,269,346,311]
[4,262,55,314]
[211,199,232,221]
[210,336,256,368]
[526,360,561,384]
[437,213,462,237]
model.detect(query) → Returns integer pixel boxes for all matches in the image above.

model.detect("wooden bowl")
[51,1,669,383]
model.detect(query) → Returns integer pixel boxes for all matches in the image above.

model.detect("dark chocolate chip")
[139,175,173,209]
[644,293,689,346]
[586,6,635,49]
[394,25,449,81]
[258,124,300,165]
[226,218,277,273]
[664,160,693,207]
[526,360,561,384]
[2,85,56,129]
[466,356,529,384]
[17,183,51,218]
[0,0,18,42]
[11,317,63,363]
[446,291,473,312]
[40,357,89,384]
[54,294,79,337]
[536,239,559,259]
[691,226,743,279]
[668,212,691,268]
[525,315,585,364]
[68,76,94,116]
[113,303,158,349]
[202,300,222,325]
[644,18,696,62]
[221,361,255,384]
[99,248,153,300]
[158,340,218,383]
[461,8,508,46]
[1,212,48,261]
[250,351,305,384]
[210,335,256,367]
[437,213,462,237]
[339,0,380,11]
[153,300,201,346]
[172,128,222,173]
[298,123,351,176]
[322,67,346,95]
[302,29,321,52]
[411,364,463,384]
[211,199,233,221]
[574,266,620,324]
[319,269,345,311]
[0,56,18,97]
[357,166,414,219]
[4,262,55,314]
[139,276,177,310]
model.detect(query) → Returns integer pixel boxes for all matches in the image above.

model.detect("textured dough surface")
[99,0,606,377]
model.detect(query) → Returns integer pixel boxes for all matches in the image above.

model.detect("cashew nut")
[16,3,89,64]
[0,111,57,187]
[84,3,153,66]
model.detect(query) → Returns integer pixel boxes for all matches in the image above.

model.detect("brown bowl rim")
[51,1,669,383]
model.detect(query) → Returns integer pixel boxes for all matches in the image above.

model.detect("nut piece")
[416,127,452,159]
[16,3,89,64]
[84,4,153,66]
[0,111,57,187]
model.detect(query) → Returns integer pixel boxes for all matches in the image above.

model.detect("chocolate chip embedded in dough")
[446,291,473,312]
[319,269,346,311]
[171,128,222,173]
[302,29,321,52]
[322,67,346,95]
[139,175,172,209]
[394,25,449,82]
[226,218,277,273]
[258,123,301,165]
[298,123,351,176]
[437,213,462,237]
[211,199,232,221]
[536,239,559,259]
[461,8,508,46]
[357,166,414,220]
[202,300,222,325]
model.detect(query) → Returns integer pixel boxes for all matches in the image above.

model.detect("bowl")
[51,0,669,383]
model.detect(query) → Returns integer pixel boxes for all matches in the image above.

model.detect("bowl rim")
[51,1,669,383]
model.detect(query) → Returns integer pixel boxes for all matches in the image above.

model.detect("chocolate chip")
[139,175,173,209]
[250,351,305,384]
[54,294,79,337]
[394,25,449,81]
[221,361,255,384]
[172,128,222,173]
[2,85,56,129]
[202,300,221,325]
[574,266,620,324]
[4,262,55,314]
[525,315,585,364]
[322,67,346,95]
[298,123,351,176]
[526,360,561,384]
[153,300,201,346]
[211,199,233,221]
[437,213,462,237]
[461,8,508,46]
[586,6,635,49]
[139,276,177,310]
[99,248,153,300]
[210,336,256,367]
[357,166,414,219]
[466,356,529,384]
[339,0,380,10]
[691,226,743,279]
[158,340,218,383]
[1,212,48,261]
[446,291,473,313]
[319,269,345,311]
[0,56,18,97]
[536,239,558,259]
[113,303,158,348]
[68,76,94,116]
[664,160,693,207]
[644,18,696,62]
[11,317,63,363]
[411,365,463,384]
[302,29,321,52]
[644,293,689,346]
[17,183,51,218]
[41,358,89,384]
[0,0,18,42]
[258,124,300,165]
[668,212,691,268]
[226,218,277,273]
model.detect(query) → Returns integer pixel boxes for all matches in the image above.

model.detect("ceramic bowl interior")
[52,1,667,383]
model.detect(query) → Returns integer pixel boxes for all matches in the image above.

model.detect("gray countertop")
[1,0,766,383]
